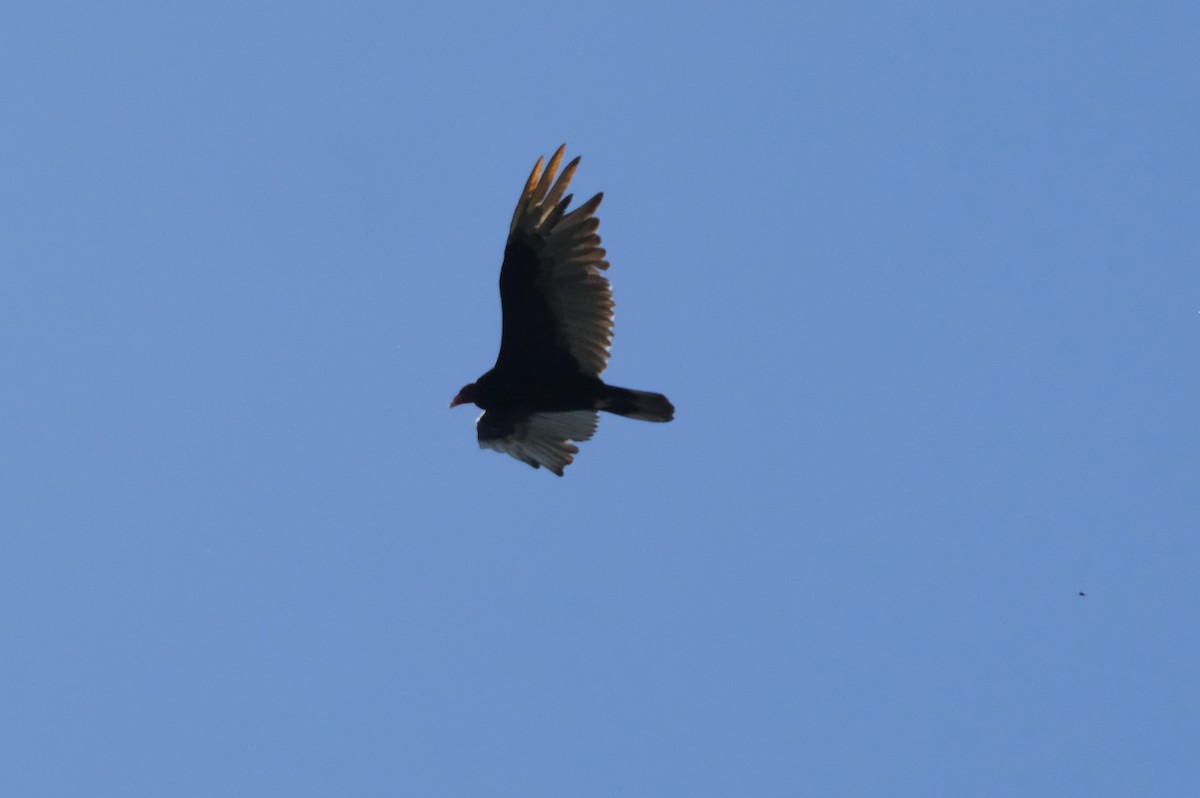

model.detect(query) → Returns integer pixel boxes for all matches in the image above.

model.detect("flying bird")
[450,146,674,475]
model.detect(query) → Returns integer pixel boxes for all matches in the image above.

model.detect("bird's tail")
[599,386,675,422]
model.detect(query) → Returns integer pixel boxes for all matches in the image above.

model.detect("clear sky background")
[2,2,1197,796]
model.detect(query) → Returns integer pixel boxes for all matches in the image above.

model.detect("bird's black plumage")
[450,146,674,475]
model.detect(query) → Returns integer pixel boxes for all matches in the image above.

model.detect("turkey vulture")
[450,146,674,475]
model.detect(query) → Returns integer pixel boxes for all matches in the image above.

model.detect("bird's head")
[449,382,478,408]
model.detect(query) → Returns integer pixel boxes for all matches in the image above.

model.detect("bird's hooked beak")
[449,383,476,408]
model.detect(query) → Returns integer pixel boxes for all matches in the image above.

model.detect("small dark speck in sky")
[1079,592,1086,597]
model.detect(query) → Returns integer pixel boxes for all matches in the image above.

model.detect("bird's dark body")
[471,363,609,413]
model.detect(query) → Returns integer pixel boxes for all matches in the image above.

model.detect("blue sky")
[2,1,1197,795]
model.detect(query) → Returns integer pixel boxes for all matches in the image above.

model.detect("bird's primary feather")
[477,410,599,477]
[498,148,613,378]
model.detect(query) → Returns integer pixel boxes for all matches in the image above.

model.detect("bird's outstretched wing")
[476,409,599,476]
[496,146,614,378]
